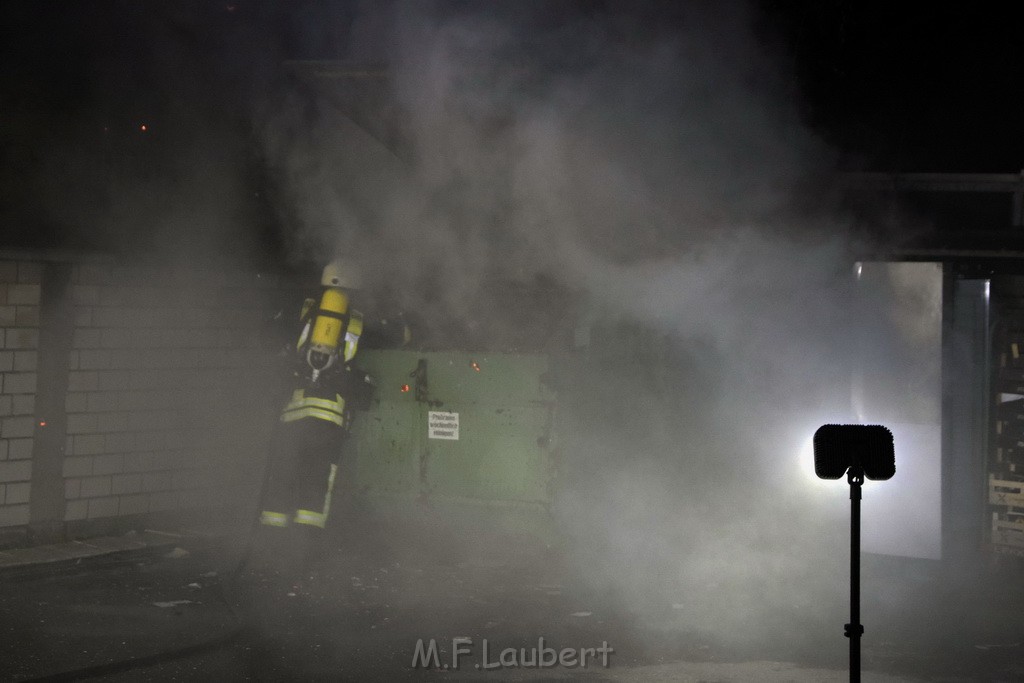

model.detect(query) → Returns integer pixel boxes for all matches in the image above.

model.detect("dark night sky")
[767,1,1024,172]
[2,1,1023,253]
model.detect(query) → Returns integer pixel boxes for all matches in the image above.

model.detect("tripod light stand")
[813,424,895,683]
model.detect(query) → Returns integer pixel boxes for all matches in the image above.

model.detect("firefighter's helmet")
[321,258,362,289]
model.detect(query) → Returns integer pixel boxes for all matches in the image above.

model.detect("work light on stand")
[812,424,895,683]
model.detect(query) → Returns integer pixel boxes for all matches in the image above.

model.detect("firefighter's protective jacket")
[282,297,367,427]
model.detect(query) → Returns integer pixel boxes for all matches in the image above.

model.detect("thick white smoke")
[259,0,920,649]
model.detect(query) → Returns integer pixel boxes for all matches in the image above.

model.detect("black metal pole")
[846,467,864,683]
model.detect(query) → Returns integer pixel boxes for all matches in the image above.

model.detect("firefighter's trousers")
[258,416,347,533]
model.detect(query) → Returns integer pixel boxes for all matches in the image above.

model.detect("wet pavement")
[1,527,1023,682]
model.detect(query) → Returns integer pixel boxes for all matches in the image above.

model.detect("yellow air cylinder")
[309,288,349,353]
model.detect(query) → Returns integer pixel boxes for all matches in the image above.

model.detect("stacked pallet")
[991,328,1024,556]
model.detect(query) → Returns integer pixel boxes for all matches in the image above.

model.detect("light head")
[813,424,895,480]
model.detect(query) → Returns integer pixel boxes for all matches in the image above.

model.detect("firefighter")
[253,257,371,577]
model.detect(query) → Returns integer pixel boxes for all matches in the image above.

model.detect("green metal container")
[342,350,558,544]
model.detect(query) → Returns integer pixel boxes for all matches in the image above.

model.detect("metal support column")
[940,272,990,564]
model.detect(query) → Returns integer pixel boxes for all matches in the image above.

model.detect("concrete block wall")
[60,263,278,525]
[0,261,41,529]
[0,253,285,538]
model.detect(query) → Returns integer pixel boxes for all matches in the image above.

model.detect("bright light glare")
[794,421,941,558]
[795,429,835,492]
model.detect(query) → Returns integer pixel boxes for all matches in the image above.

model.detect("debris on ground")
[152,600,194,608]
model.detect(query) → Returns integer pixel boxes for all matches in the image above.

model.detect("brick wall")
[0,261,41,528]
[0,253,284,541]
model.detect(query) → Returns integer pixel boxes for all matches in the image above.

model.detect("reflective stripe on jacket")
[280,389,346,426]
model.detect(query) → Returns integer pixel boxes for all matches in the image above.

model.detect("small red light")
[140,124,148,132]
[39,421,46,427]
[400,384,410,393]
[471,361,481,372]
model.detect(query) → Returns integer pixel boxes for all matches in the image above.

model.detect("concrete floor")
[1,526,1022,682]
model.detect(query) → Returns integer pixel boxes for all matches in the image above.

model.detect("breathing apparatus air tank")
[303,258,362,382]
[306,287,349,380]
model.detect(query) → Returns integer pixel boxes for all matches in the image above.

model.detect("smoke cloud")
[1,0,966,666]
[252,0,901,651]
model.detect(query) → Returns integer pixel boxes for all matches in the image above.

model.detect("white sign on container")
[428,411,460,440]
